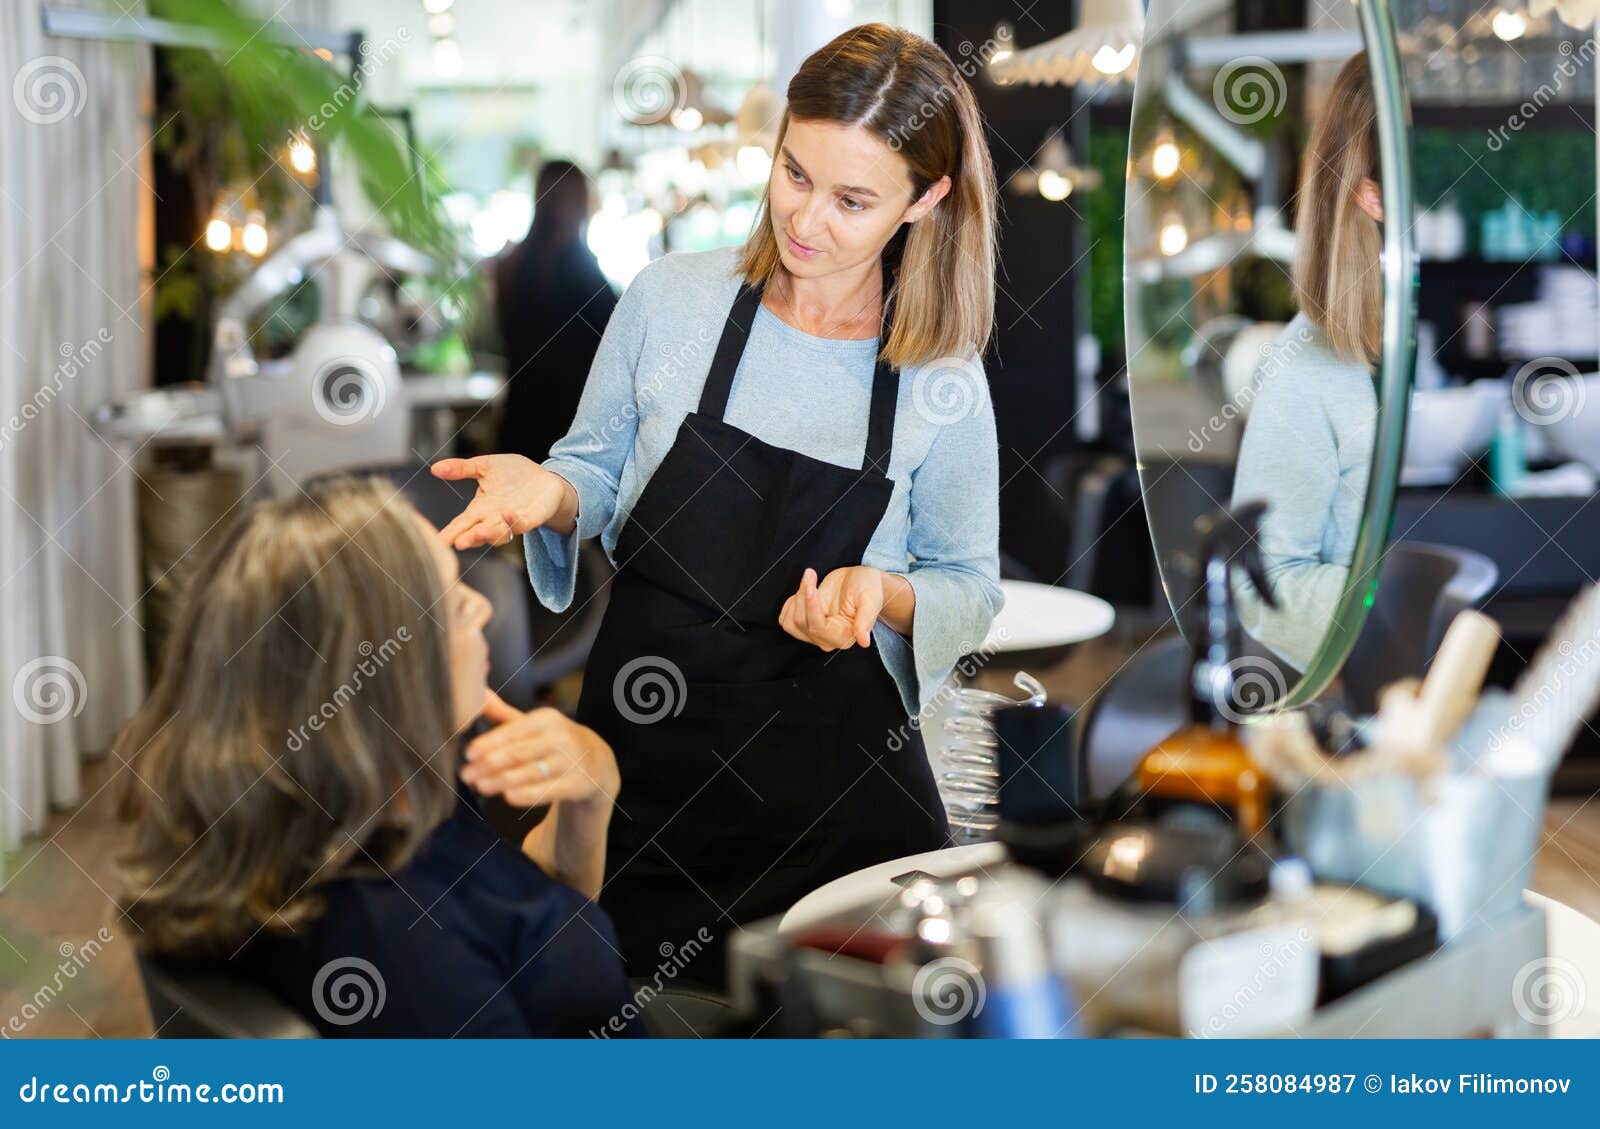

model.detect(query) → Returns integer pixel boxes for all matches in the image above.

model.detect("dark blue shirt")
[235,800,642,1037]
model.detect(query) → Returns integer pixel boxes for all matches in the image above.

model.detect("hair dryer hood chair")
[209,204,437,496]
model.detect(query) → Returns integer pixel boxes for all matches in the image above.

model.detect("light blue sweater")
[523,246,1003,715]
[1230,312,1378,671]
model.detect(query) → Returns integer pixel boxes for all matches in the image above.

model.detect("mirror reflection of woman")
[1231,54,1382,673]
[432,24,1002,987]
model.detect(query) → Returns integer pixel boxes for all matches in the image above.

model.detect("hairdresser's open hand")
[460,691,619,811]
[779,566,914,652]
[431,454,579,549]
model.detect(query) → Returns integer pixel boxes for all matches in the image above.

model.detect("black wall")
[934,1,1087,581]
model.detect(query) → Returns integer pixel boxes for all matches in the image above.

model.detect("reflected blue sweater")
[522,246,1002,714]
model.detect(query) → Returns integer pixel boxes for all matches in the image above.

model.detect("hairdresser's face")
[419,516,493,731]
[768,117,949,279]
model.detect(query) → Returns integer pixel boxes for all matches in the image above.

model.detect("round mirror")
[1123,0,1416,708]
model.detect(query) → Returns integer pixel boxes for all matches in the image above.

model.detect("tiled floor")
[3,629,1598,1039]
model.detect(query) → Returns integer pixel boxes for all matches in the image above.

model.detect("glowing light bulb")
[1092,43,1136,76]
[432,37,462,77]
[288,134,316,175]
[1491,9,1527,40]
[1037,169,1072,201]
[422,0,454,13]
[1152,136,1180,180]
[670,106,703,131]
[204,217,233,253]
[735,145,772,183]
[241,214,269,257]
[989,21,1015,65]
[1159,217,1189,256]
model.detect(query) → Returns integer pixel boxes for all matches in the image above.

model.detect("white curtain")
[0,1,152,867]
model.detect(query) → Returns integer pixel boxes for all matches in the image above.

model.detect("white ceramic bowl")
[1402,380,1504,486]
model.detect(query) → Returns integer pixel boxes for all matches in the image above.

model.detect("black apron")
[575,278,949,989]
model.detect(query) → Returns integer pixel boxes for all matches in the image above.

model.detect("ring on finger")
[535,760,551,779]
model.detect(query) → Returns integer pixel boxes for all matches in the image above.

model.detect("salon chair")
[632,981,733,1038]
[1074,633,1190,803]
[137,954,319,1039]
[1077,543,1498,799]
[1339,541,1498,715]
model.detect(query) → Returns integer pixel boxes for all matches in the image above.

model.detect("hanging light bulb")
[1151,129,1180,180]
[736,145,773,183]
[241,212,269,257]
[670,106,704,132]
[432,37,462,77]
[1091,43,1137,76]
[1159,214,1189,257]
[989,21,1015,65]
[288,133,317,175]
[422,0,454,13]
[1491,9,1529,39]
[1037,169,1072,201]
[204,215,233,253]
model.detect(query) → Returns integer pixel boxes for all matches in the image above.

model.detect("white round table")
[781,843,1008,934]
[1524,891,1600,1037]
[983,580,1115,654]
[783,851,1600,1037]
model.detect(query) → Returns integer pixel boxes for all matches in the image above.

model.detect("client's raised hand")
[460,691,619,811]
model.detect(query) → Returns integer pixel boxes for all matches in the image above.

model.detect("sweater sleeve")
[886,365,1005,711]
[523,264,651,612]
[1229,360,1354,672]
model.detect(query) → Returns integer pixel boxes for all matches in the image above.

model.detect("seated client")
[116,476,639,1037]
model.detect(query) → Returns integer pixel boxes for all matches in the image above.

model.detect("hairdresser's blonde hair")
[1293,53,1383,367]
[117,477,459,956]
[740,22,998,368]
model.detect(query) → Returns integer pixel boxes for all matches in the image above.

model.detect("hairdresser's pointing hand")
[431,454,579,550]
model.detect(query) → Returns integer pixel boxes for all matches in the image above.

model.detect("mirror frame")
[1122,0,1418,707]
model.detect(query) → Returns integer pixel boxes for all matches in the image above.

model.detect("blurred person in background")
[494,159,618,463]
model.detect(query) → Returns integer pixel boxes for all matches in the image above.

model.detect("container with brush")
[1258,589,1600,940]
